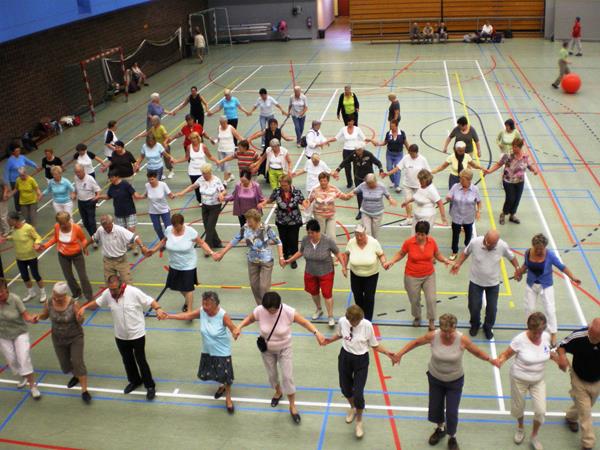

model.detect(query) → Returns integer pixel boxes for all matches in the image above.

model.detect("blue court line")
[491,43,531,100]
[585,190,600,213]
[532,109,575,170]
[0,372,46,432]
[317,390,333,450]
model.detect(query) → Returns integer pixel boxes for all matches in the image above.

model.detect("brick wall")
[0,0,206,154]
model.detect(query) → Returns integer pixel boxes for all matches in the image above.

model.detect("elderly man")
[86,215,147,283]
[558,318,600,450]
[450,230,520,340]
[78,275,166,400]
[72,164,101,241]
[387,93,401,125]
[304,120,328,159]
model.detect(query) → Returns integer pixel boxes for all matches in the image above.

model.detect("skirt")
[198,353,234,385]
[166,267,198,292]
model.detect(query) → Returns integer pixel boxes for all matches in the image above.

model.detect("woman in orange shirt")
[39,212,93,301]
[384,221,452,330]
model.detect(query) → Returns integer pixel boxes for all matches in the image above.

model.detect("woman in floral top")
[258,175,307,269]
[307,172,352,240]
[486,137,538,224]
[214,209,284,304]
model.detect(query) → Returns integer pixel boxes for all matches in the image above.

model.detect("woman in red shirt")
[384,221,452,330]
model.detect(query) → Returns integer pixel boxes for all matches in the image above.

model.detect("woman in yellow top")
[336,85,360,126]
[138,115,174,179]
[496,119,521,154]
[0,211,46,303]
[10,167,42,227]
[431,141,486,190]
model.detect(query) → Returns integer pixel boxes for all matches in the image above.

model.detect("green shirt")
[496,129,522,153]
[342,95,355,115]
[0,294,27,340]
[9,223,42,261]
[559,47,569,61]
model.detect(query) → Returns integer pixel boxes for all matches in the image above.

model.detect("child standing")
[552,42,571,89]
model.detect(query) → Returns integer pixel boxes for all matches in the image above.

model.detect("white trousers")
[510,376,546,424]
[569,37,582,54]
[53,201,73,215]
[524,284,557,333]
[0,332,34,377]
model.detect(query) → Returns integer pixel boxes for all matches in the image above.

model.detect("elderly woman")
[162,291,236,413]
[385,221,451,330]
[214,209,284,305]
[135,172,175,241]
[288,86,309,145]
[0,281,40,398]
[495,312,558,450]
[43,166,75,214]
[431,141,485,189]
[233,291,325,424]
[308,172,352,239]
[337,85,360,125]
[207,89,251,133]
[341,225,387,322]
[74,143,107,178]
[442,116,481,158]
[515,234,581,346]
[34,282,91,403]
[215,116,244,185]
[135,134,174,181]
[249,88,288,132]
[323,305,395,439]
[326,115,368,189]
[175,164,226,250]
[148,213,214,313]
[105,140,136,179]
[446,170,481,260]
[371,119,409,193]
[249,118,294,179]
[146,92,174,129]
[347,173,397,239]
[252,139,293,190]
[286,219,344,326]
[401,169,447,234]
[393,313,496,450]
[258,175,306,267]
[224,169,264,228]
[140,115,174,179]
[39,212,93,302]
[12,167,42,226]
[497,118,521,153]
[487,137,538,225]
[3,144,37,211]
[3,212,46,303]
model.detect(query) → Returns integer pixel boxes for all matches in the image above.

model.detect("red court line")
[30,330,52,349]
[509,56,600,189]
[373,325,402,450]
[0,438,83,450]
[289,59,296,87]
[382,56,419,87]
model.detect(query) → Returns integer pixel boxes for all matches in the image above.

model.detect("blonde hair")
[200,163,212,174]
[55,211,71,224]
[459,169,473,180]
[189,131,201,143]
[417,169,433,186]
[439,313,457,331]
[50,165,63,176]
[244,208,262,223]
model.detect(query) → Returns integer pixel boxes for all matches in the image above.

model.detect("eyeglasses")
[345,326,353,342]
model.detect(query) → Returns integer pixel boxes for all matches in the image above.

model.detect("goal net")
[189,8,232,46]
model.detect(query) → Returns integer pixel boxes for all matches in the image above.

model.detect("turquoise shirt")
[43,178,74,204]
[220,97,240,120]
[164,225,198,270]
[201,308,231,357]
[141,143,165,171]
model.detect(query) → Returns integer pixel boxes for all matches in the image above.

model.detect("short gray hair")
[150,92,160,101]
[201,290,220,305]
[200,163,213,174]
[100,214,114,225]
[269,138,280,147]
[365,173,377,184]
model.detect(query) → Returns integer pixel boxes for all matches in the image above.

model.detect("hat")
[52,282,69,296]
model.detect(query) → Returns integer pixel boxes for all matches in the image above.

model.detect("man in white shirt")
[194,28,206,63]
[78,275,166,400]
[480,21,494,42]
[451,230,520,340]
[85,215,148,283]
[304,120,328,159]
[72,164,101,243]
[249,88,288,132]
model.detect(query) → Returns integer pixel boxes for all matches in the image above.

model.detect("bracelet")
[313,330,318,335]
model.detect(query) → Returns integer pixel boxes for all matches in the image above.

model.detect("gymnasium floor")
[0,34,599,450]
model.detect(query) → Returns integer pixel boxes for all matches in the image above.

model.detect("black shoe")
[81,391,92,404]
[291,261,298,269]
[346,184,353,189]
[429,427,447,445]
[469,326,479,337]
[552,83,559,89]
[447,436,460,450]
[67,376,79,388]
[182,303,188,312]
[227,403,235,414]
[146,387,156,401]
[291,412,301,424]
[576,53,582,56]
[124,382,141,394]
[271,394,283,407]
[484,328,494,340]
[214,386,226,399]
[565,418,579,432]
[355,212,362,220]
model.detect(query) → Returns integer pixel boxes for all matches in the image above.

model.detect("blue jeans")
[292,116,306,143]
[468,281,499,331]
[386,151,403,187]
[147,167,164,180]
[150,212,171,240]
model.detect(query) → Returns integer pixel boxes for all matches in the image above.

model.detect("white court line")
[232,59,479,68]
[444,60,506,412]
[232,86,448,94]
[474,60,586,327]
[230,65,263,92]
[1,379,597,418]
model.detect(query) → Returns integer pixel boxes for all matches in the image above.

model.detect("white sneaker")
[345,408,356,424]
[530,436,543,450]
[395,186,402,193]
[39,290,47,303]
[17,378,27,389]
[30,386,41,399]
[355,421,364,439]
[405,217,413,225]
[311,309,323,320]
[22,290,35,303]
[160,174,167,181]
[328,317,335,328]
[167,171,174,179]
[514,427,525,444]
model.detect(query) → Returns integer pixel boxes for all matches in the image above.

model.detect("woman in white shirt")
[74,143,107,178]
[288,86,308,146]
[323,304,395,439]
[252,139,293,190]
[401,169,447,234]
[495,312,558,450]
[216,116,243,184]
[325,115,370,188]
[249,88,288,132]
[134,172,175,241]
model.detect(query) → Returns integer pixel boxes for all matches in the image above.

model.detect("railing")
[350,16,544,39]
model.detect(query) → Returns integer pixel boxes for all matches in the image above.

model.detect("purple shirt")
[447,183,481,224]
[225,181,264,216]
[147,102,165,127]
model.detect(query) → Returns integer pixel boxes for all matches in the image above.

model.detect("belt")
[103,254,127,260]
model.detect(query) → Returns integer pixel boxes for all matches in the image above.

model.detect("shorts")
[304,271,334,298]
[17,258,41,282]
[115,214,137,229]
[402,186,418,202]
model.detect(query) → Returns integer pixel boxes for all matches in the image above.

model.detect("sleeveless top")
[263,128,282,152]
[188,144,207,176]
[49,299,83,344]
[200,308,231,357]
[217,126,235,154]
[189,94,204,118]
[428,329,464,382]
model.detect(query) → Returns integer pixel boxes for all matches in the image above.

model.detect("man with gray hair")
[72,163,101,242]
[85,215,147,283]
[304,120,328,159]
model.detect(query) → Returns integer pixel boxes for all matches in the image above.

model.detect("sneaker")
[167,171,174,179]
[514,427,525,444]
[530,435,543,450]
[565,418,579,432]
[412,318,421,327]
[22,290,35,303]
[81,391,92,404]
[345,408,356,424]
[311,309,323,320]
[551,83,559,89]
[499,213,505,225]
[449,253,457,261]
[405,217,413,225]
[17,378,27,389]
[328,317,335,328]
[30,386,41,399]
[428,427,447,445]
[355,421,364,439]
[160,174,167,181]
[39,290,47,303]
[447,436,460,450]
[395,186,402,193]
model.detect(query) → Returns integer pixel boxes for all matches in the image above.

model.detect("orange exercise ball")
[561,73,581,94]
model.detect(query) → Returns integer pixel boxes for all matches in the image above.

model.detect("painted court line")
[231,59,479,68]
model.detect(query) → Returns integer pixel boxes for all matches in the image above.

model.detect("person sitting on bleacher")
[479,20,494,42]
[422,23,434,44]
[410,22,422,44]
[436,22,448,43]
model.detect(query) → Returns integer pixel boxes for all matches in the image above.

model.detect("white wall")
[317,0,335,30]
[553,0,600,41]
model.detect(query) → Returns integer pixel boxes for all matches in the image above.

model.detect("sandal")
[214,386,226,399]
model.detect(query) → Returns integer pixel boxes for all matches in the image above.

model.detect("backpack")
[299,135,308,148]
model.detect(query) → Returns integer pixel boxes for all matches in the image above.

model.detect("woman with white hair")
[347,173,397,239]
[252,138,292,189]
[146,92,174,129]
[34,282,91,403]
[207,89,251,139]
[431,141,485,190]
[138,115,175,179]
[446,169,481,260]
[215,116,244,185]
[288,86,308,146]
[401,169,447,234]
[42,166,75,214]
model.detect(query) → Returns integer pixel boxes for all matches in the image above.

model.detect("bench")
[226,23,273,42]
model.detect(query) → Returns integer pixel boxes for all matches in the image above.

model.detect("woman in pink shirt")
[307,172,352,239]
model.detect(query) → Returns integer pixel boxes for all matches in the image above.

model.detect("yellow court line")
[453,72,514,306]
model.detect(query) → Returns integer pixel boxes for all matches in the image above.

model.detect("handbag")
[257,305,283,353]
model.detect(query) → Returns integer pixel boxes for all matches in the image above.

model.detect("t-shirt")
[464,236,514,287]
[164,225,198,271]
[289,94,308,117]
[497,129,521,153]
[107,181,136,217]
[220,97,241,120]
[336,317,378,355]
[151,125,169,146]
[300,235,339,276]
[104,129,118,157]
[41,156,63,179]
[234,149,259,172]
[303,159,330,193]
[445,153,473,177]
[145,181,171,214]
[110,151,136,178]
[141,143,165,171]
[510,331,552,383]
[181,123,203,149]
[559,47,569,61]
[449,126,479,154]
[10,223,42,261]
[354,182,389,216]
[193,176,225,206]
[402,235,438,278]
[255,95,279,117]
[412,184,441,217]
[335,126,366,150]
[43,178,75,204]
[309,185,341,219]
[388,100,400,122]
[73,151,96,175]
[0,293,28,340]
[559,327,600,382]
[397,154,430,189]
[253,303,296,352]
[15,176,39,205]
[345,236,383,277]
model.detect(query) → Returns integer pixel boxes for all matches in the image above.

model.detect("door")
[338,0,349,16]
